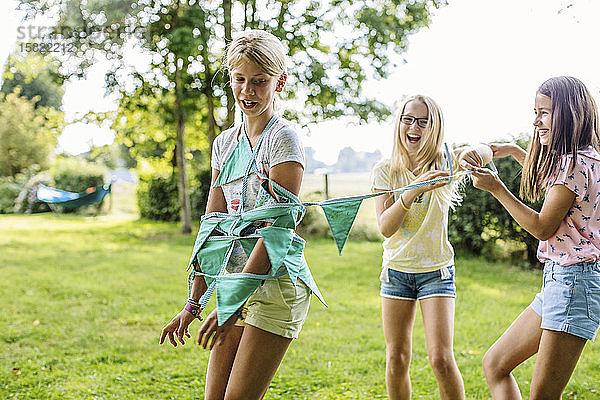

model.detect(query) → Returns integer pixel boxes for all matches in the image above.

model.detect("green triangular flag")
[258,226,294,274]
[195,239,234,276]
[239,237,259,257]
[283,238,305,284]
[320,198,363,255]
[187,216,221,269]
[212,136,255,188]
[216,276,262,325]
[296,262,327,307]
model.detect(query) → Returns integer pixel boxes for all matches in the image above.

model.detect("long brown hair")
[521,76,600,202]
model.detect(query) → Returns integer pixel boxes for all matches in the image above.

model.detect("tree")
[18,0,443,233]
[0,91,61,177]
[1,52,64,110]
[111,83,209,177]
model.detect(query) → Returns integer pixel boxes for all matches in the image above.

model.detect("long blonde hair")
[389,95,462,206]
[521,76,600,202]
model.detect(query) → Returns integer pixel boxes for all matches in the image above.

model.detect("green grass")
[1,214,599,399]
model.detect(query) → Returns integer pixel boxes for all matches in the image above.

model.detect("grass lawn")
[1,213,599,399]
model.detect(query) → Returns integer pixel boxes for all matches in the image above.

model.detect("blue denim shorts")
[380,265,456,300]
[531,260,600,341]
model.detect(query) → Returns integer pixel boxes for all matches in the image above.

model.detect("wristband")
[184,304,203,320]
[186,298,201,308]
[399,194,410,211]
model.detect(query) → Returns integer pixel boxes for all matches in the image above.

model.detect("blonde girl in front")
[371,94,492,399]
[469,76,600,399]
[160,30,313,400]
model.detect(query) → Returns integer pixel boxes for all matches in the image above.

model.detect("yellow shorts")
[235,274,310,339]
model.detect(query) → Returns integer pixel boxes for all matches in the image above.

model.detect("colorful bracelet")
[399,194,410,211]
[184,304,203,320]
[187,298,201,308]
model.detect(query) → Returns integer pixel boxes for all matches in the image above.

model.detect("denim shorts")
[380,265,456,300]
[531,260,600,341]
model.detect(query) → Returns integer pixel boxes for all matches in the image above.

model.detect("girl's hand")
[489,143,517,159]
[470,167,502,194]
[458,148,485,169]
[159,310,195,347]
[197,309,238,350]
[407,170,451,197]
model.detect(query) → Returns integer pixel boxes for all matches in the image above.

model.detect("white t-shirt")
[211,117,305,271]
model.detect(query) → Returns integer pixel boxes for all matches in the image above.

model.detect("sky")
[1,0,600,164]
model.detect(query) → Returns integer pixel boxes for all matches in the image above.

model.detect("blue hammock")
[37,184,111,209]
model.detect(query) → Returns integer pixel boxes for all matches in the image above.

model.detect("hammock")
[37,184,112,209]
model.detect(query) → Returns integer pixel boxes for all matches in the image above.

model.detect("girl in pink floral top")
[538,147,600,265]
[466,76,600,399]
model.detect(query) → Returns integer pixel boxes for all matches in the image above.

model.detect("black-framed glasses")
[400,114,429,129]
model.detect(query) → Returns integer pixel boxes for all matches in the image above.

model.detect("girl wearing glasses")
[371,95,491,399]
[469,76,600,399]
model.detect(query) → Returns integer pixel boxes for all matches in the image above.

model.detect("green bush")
[137,167,212,223]
[137,174,180,221]
[190,168,211,221]
[449,142,542,268]
[347,221,382,242]
[51,157,106,192]
[0,179,21,213]
[296,191,333,238]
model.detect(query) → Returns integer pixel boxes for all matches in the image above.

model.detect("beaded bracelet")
[399,194,410,211]
[184,304,203,320]
[187,298,201,308]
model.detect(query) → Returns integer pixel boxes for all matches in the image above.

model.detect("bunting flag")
[215,275,263,324]
[187,170,474,325]
[212,133,256,188]
[258,226,295,273]
[320,197,364,255]
[186,127,491,325]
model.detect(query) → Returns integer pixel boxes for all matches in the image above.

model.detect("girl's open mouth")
[241,100,258,109]
[407,134,421,144]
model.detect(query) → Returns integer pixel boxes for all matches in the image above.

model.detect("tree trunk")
[277,0,287,30]
[249,0,256,28]
[175,66,192,234]
[170,0,191,234]
[204,77,217,157]
[223,0,235,130]
[201,21,218,157]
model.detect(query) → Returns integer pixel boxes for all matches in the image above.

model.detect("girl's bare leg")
[529,329,586,399]
[204,325,244,400]
[482,307,543,400]
[420,296,465,400]
[223,325,292,400]
[382,297,417,400]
